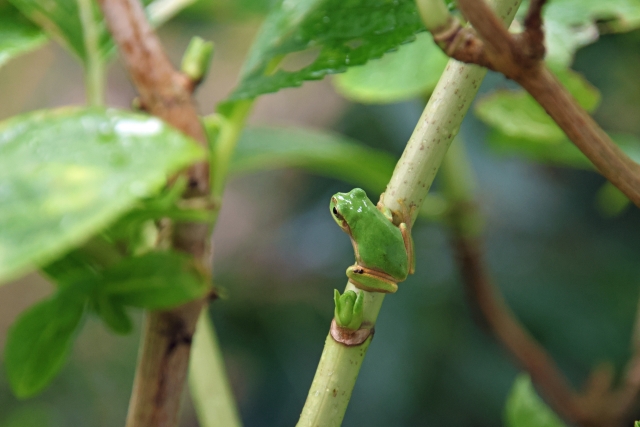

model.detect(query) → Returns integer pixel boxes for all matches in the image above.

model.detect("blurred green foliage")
[504,375,567,427]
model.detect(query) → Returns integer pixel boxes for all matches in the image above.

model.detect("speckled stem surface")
[297,1,522,426]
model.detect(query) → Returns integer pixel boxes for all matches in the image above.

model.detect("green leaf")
[504,374,568,427]
[8,0,191,63]
[487,130,591,168]
[99,252,209,310]
[91,294,132,334]
[486,130,640,168]
[5,291,85,398]
[475,68,600,143]
[541,0,640,68]
[227,0,426,101]
[0,107,205,285]
[222,124,396,194]
[595,181,630,217]
[333,32,448,104]
[0,3,47,68]
[9,0,111,61]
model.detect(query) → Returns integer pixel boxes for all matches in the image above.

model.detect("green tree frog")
[330,188,414,293]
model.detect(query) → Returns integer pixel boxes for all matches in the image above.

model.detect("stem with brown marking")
[297,1,523,425]
[97,1,214,426]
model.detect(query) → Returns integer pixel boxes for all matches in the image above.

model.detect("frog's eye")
[332,206,345,221]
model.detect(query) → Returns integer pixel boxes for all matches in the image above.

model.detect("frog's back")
[351,210,409,280]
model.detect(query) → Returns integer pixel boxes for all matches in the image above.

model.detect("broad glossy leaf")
[333,32,448,104]
[0,107,205,284]
[504,374,567,427]
[227,0,426,101]
[0,3,47,68]
[222,124,396,194]
[475,69,600,143]
[100,252,209,310]
[5,291,85,398]
[542,0,640,67]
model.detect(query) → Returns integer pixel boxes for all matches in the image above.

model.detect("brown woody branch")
[452,230,640,427]
[435,0,640,208]
[450,233,585,425]
[98,1,212,427]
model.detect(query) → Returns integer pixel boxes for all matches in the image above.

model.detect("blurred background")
[1,0,640,425]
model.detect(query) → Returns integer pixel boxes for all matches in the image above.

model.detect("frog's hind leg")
[400,223,415,275]
[347,265,398,293]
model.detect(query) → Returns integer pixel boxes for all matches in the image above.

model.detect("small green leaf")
[91,294,133,334]
[540,0,640,67]
[181,36,214,83]
[5,291,85,398]
[334,289,363,330]
[0,107,205,285]
[504,374,568,427]
[333,32,447,104]
[227,0,426,101]
[100,252,209,310]
[475,68,600,143]
[221,124,396,194]
[0,3,47,68]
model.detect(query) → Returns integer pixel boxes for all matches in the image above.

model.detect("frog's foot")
[347,265,398,293]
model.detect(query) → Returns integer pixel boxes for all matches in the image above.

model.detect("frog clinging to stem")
[330,188,414,293]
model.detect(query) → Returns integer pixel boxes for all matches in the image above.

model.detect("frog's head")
[330,188,369,233]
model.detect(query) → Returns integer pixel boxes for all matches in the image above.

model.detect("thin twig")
[519,0,547,60]
[452,235,588,425]
[97,1,213,427]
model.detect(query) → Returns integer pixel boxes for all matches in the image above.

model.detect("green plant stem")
[439,138,482,238]
[297,1,522,425]
[189,311,242,427]
[146,0,196,26]
[415,0,453,31]
[211,100,254,201]
[77,0,105,106]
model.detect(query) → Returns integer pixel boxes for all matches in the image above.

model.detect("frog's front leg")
[399,222,415,275]
[347,265,398,293]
